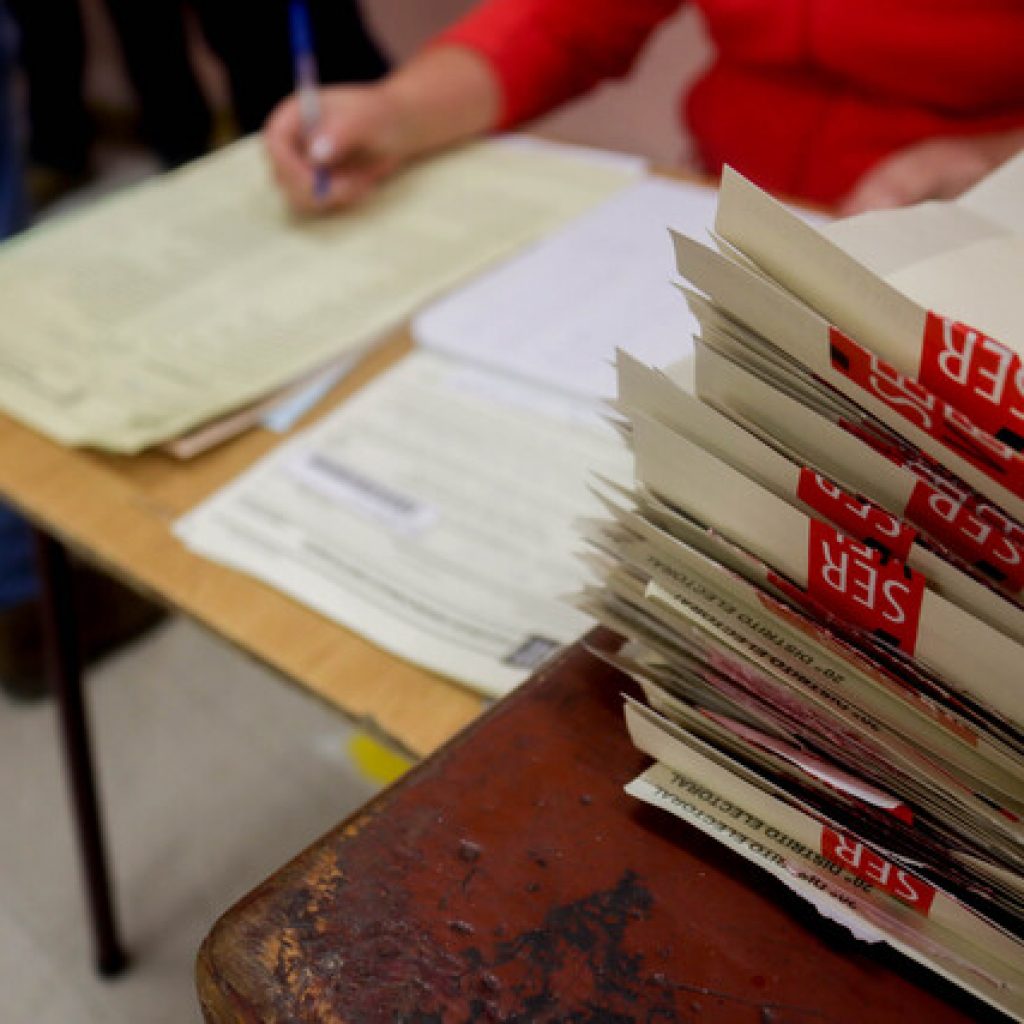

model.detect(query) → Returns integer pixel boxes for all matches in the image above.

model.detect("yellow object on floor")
[348,732,414,786]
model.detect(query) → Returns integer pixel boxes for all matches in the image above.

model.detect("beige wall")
[80,0,711,165]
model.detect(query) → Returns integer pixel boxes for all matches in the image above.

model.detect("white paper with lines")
[415,178,829,400]
[175,350,631,696]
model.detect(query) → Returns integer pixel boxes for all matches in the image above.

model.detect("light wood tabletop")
[0,330,485,759]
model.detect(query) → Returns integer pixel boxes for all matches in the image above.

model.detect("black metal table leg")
[32,530,128,977]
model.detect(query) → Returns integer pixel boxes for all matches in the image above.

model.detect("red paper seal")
[919,312,1024,451]
[905,479,1024,592]
[797,467,915,561]
[821,827,936,914]
[805,519,925,656]
[829,327,1024,499]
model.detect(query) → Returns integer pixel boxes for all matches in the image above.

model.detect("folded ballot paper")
[582,158,1024,1020]
[0,135,637,453]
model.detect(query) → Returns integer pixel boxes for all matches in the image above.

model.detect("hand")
[264,83,413,214]
[838,131,1024,215]
[265,48,500,215]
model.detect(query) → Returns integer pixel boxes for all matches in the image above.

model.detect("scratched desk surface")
[195,636,991,1024]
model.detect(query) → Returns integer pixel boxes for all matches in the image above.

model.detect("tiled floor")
[0,614,379,1023]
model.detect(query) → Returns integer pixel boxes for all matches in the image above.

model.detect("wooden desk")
[0,333,483,757]
[0,332,485,972]
[195,635,990,1024]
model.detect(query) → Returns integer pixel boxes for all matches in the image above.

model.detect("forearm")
[380,46,502,161]
[432,0,685,128]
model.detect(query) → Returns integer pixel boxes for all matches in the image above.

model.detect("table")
[0,331,486,974]
[195,633,991,1024]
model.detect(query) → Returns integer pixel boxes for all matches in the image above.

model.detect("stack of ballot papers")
[580,160,1024,1019]
[0,134,639,454]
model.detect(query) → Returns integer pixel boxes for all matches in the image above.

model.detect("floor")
[0,614,381,1023]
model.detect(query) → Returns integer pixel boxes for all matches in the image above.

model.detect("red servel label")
[919,312,1024,450]
[821,827,936,914]
[797,468,916,561]
[905,479,1024,593]
[829,327,1024,500]
[762,572,978,747]
[805,520,926,656]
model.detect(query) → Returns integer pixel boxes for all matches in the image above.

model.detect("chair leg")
[33,530,128,977]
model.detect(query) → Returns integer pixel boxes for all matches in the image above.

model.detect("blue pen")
[289,0,330,201]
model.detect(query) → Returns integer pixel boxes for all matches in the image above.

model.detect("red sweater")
[437,0,1024,205]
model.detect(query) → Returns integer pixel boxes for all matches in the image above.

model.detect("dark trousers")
[11,0,389,170]
[195,0,389,133]
[6,0,92,173]
[105,0,389,164]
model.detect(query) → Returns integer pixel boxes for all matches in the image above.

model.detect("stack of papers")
[0,135,637,453]
[582,163,1024,1019]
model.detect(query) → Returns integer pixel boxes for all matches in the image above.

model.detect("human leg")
[196,0,388,134]
[6,0,92,177]
[102,0,212,167]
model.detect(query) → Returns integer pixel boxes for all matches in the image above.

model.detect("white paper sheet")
[414,179,707,400]
[175,350,632,696]
[415,178,830,401]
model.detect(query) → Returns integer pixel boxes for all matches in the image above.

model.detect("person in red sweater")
[265,0,1024,214]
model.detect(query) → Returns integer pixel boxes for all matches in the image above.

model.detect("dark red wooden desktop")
[196,634,992,1023]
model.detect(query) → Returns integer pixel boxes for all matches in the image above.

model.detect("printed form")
[176,350,632,696]
[0,136,635,452]
[415,177,829,400]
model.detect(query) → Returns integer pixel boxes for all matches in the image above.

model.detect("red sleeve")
[433,0,687,129]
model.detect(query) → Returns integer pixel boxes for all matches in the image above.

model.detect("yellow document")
[0,136,636,452]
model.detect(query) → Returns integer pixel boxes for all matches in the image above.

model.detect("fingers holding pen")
[264,97,317,208]
[263,85,412,214]
[264,98,342,213]
[301,128,401,210]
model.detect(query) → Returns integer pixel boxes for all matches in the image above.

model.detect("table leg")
[33,530,129,977]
